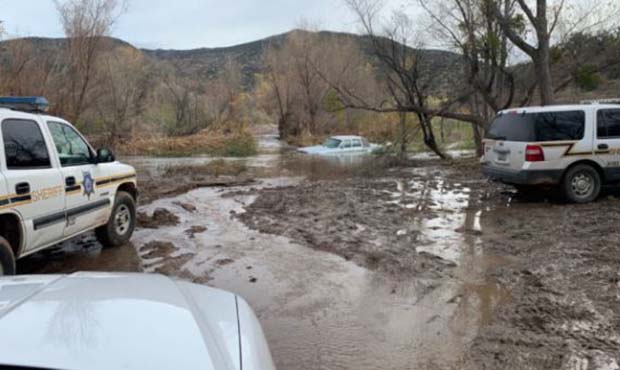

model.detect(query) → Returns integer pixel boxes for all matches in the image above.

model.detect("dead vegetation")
[162,159,247,178]
[115,131,258,157]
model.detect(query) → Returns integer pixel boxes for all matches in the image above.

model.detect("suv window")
[2,119,51,169]
[352,139,362,148]
[486,111,585,142]
[341,140,352,148]
[47,121,93,166]
[597,109,620,138]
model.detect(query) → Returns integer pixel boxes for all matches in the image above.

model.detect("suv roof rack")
[581,98,620,105]
[0,96,49,113]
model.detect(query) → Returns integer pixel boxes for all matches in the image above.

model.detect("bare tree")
[325,0,485,158]
[206,58,244,130]
[54,0,127,124]
[263,31,332,138]
[490,0,559,104]
[160,62,210,136]
[95,47,151,147]
[420,0,517,154]
[491,0,619,105]
[263,43,296,138]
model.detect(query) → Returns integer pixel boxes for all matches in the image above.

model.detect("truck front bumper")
[481,164,563,185]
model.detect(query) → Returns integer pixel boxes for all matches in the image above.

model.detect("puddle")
[385,169,481,264]
[17,232,141,274]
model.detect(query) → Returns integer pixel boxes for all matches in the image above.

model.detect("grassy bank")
[116,131,258,157]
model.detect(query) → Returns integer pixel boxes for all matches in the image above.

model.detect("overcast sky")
[1,0,414,50]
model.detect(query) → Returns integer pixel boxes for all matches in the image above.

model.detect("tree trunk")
[399,112,407,161]
[418,113,447,159]
[472,122,484,157]
[535,48,555,105]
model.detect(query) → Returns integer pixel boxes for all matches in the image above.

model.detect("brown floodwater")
[18,135,510,369]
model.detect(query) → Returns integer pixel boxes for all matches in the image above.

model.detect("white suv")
[482,102,620,203]
[0,97,138,275]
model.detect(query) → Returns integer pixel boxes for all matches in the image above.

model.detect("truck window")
[597,109,620,138]
[486,111,585,142]
[2,119,51,169]
[47,121,93,166]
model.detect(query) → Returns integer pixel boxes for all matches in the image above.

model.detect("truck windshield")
[486,111,585,142]
[323,138,342,148]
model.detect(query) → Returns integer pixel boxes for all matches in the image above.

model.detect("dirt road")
[17,141,620,369]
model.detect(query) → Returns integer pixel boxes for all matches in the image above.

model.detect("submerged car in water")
[0,272,275,370]
[298,135,380,156]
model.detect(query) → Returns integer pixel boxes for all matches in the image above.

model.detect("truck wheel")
[96,191,136,248]
[562,164,601,203]
[0,236,16,276]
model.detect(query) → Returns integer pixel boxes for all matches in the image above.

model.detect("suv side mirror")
[96,148,115,164]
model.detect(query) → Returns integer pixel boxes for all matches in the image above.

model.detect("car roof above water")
[331,135,364,140]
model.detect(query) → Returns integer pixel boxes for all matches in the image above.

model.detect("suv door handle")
[15,182,30,195]
[65,176,76,186]
[598,144,609,150]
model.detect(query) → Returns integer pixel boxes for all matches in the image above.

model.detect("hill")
[140,30,464,90]
[0,30,464,92]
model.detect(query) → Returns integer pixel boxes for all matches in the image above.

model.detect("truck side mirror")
[96,148,115,163]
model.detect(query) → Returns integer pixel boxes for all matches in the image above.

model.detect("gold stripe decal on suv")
[539,142,593,157]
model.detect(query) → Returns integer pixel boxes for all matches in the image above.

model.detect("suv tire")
[96,191,136,248]
[0,236,16,276]
[562,164,601,203]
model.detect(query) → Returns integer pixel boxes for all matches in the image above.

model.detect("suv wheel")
[96,191,136,248]
[563,164,601,203]
[0,236,16,276]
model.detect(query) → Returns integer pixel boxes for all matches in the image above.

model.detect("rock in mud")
[185,225,208,238]
[215,258,234,266]
[139,241,177,259]
[174,201,197,213]
[139,240,195,278]
[137,208,180,229]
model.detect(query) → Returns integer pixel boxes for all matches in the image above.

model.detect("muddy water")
[132,175,506,369]
[18,134,509,369]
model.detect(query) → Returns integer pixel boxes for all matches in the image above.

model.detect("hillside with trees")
[0,0,619,158]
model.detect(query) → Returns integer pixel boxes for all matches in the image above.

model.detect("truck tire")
[0,236,16,276]
[562,164,601,203]
[96,191,136,248]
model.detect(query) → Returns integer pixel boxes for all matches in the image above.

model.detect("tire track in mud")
[468,192,620,370]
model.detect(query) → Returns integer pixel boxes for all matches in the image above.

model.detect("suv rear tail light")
[525,145,545,162]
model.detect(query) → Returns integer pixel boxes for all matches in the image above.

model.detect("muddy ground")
[16,147,620,369]
[237,159,620,369]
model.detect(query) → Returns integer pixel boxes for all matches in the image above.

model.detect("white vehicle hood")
[298,145,328,154]
[0,273,241,370]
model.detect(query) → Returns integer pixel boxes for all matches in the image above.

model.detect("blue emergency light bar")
[0,96,50,113]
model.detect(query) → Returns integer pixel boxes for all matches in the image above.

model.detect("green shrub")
[215,134,258,157]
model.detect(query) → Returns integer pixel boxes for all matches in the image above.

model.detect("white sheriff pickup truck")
[0,97,137,275]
